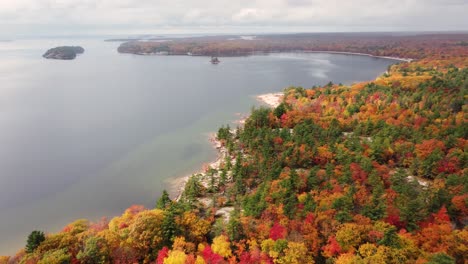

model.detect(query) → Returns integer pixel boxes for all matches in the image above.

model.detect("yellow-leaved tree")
[164,250,187,264]
[211,235,232,258]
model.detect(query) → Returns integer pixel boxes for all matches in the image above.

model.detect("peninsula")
[3,33,467,263]
[117,32,468,60]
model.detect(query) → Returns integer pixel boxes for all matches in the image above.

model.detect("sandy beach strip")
[256,92,284,108]
[169,91,284,200]
[300,50,413,62]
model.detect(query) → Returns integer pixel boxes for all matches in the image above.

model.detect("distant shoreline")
[299,50,413,62]
[118,48,413,63]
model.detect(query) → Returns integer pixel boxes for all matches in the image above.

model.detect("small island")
[42,46,85,60]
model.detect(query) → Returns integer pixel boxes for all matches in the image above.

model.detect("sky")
[0,0,467,37]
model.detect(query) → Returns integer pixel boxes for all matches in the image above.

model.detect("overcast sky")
[1,0,467,37]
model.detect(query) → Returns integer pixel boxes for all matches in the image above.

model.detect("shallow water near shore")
[0,37,399,254]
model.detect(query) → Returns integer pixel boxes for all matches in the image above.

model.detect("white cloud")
[232,8,271,23]
[0,0,466,36]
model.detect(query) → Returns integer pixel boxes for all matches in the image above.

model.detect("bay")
[0,38,398,254]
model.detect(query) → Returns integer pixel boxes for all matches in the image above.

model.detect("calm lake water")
[0,38,398,254]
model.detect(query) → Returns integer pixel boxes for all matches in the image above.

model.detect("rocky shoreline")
[168,93,282,219]
[168,133,225,201]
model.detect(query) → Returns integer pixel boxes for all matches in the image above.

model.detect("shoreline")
[167,51,411,202]
[256,92,284,108]
[168,93,282,201]
[299,50,413,62]
[119,47,414,63]
[168,133,223,201]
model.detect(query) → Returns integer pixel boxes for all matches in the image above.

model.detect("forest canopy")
[3,34,467,264]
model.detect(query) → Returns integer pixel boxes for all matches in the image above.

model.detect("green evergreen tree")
[156,190,172,209]
[227,208,244,241]
[161,204,179,248]
[378,226,401,248]
[26,230,45,253]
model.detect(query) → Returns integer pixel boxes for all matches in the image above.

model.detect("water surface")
[0,38,398,254]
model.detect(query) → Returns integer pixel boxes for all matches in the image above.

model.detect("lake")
[0,38,399,254]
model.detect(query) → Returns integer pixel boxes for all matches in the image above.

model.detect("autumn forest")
[2,34,467,264]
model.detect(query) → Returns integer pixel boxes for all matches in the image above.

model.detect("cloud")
[232,8,271,23]
[0,0,467,36]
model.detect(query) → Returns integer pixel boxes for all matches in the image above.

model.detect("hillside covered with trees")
[2,35,467,264]
[118,33,468,61]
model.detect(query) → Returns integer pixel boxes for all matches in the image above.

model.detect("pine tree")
[161,204,179,248]
[227,209,244,241]
[26,230,45,253]
[156,190,172,209]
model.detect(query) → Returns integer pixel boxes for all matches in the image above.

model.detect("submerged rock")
[43,46,85,60]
